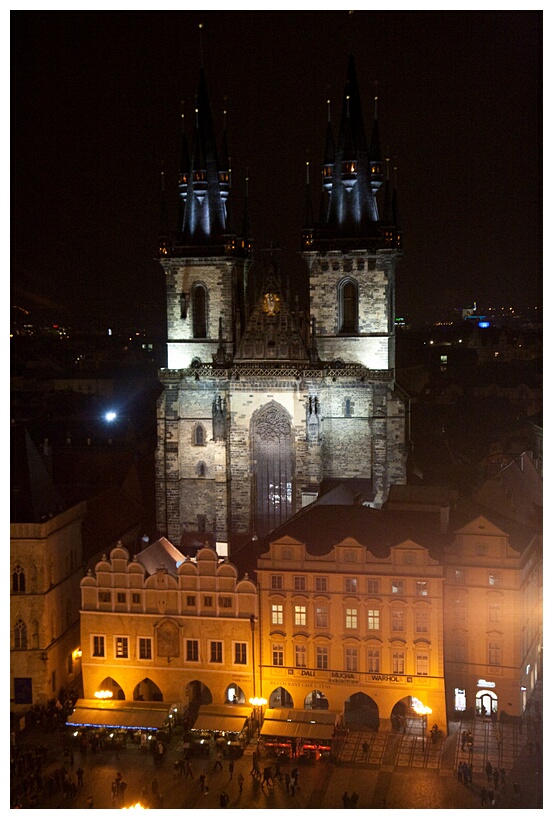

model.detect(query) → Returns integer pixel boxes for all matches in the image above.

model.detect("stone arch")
[304,689,329,710]
[338,277,359,333]
[133,677,164,702]
[191,282,208,338]
[344,691,379,730]
[251,401,294,536]
[269,686,294,709]
[98,676,125,700]
[225,682,246,705]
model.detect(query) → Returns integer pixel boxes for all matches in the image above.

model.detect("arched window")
[192,284,207,338]
[12,565,25,593]
[253,402,294,536]
[339,279,358,333]
[194,424,206,446]
[14,618,27,650]
[196,461,207,477]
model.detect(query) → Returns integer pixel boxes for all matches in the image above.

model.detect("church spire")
[301,160,315,251]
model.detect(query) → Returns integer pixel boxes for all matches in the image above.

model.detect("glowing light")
[94,690,114,699]
[249,697,268,707]
[121,803,147,810]
[105,411,117,422]
[412,698,432,717]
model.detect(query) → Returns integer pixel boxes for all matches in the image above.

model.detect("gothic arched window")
[14,618,27,650]
[12,565,25,593]
[192,284,207,338]
[194,424,206,446]
[339,279,358,333]
[253,403,294,537]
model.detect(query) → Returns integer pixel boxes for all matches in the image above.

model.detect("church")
[155,54,406,554]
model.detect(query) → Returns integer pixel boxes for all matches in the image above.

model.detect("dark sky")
[12,10,542,332]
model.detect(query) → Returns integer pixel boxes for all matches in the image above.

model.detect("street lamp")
[249,697,268,736]
[412,698,432,751]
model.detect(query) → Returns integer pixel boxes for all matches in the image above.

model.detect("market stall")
[187,704,252,757]
[65,699,175,750]
[259,708,337,761]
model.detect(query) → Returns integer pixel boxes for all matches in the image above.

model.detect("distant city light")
[105,412,117,422]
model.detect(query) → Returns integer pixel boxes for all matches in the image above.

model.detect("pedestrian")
[457,762,463,782]
[76,767,84,788]
[285,772,291,794]
[480,787,488,807]
[362,741,369,759]
[86,795,94,808]
[199,772,206,793]
[462,762,468,785]
[219,791,229,808]
[111,780,119,802]
[262,766,273,788]
[274,758,282,780]
[228,759,234,780]
[292,767,299,788]
[237,772,244,792]
[488,788,495,807]
[493,768,499,789]
[184,759,194,778]
[214,751,223,771]
[461,730,467,751]
[485,760,493,783]
[342,791,351,808]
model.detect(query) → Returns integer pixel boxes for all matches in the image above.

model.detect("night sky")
[12,10,542,333]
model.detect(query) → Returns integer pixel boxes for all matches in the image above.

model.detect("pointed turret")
[392,165,403,249]
[379,158,395,247]
[219,110,230,216]
[158,166,170,257]
[301,161,315,251]
[369,96,384,193]
[322,99,335,193]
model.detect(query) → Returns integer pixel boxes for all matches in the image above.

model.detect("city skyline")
[13,10,542,330]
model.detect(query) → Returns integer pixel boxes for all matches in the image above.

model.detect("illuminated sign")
[478,321,490,328]
[477,679,496,688]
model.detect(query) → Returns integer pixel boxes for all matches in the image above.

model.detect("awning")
[191,704,251,734]
[260,721,335,740]
[66,699,172,731]
[263,708,338,726]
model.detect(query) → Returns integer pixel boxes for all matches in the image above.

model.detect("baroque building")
[155,54,406,553]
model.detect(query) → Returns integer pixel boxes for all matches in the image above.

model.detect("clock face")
[263,292,280,316]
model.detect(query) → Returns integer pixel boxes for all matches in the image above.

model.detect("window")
[132,593,141,604]
[345,646,358,671]
[392,650,405,674]
[272,643,284,666]
[117,593,126,604]
[186,640,199,661]
[220,596,232,609]
[391,580,404,595]
[367,609,380,630]
[272,604,283,625]
[315,607,328,628]
[115,637,128,658]
[454,599,467,621]
[416,652,429,676]
[139,638,152,660]
[93,635,105,657]
[367,649,381,672]
[192,284,207,338]
[315,577,328,592]
[294,606,307,627]
[454,570,466,585]
[203,596,213,607]
[316,646,329,670]
[271,575,283,590]
[415,608,429,633]
[488,602,501,623]
[12,565,26,593]
[488,573,501,587]
[295,645,307,668]
[391,609,405,632]
[234,643,247,665]
[340,280,358,333]
[194,424,206,446]
[186,595,196,607]
[210,641,223,663]
[345,577,358,593]
[488,641,501,666]
[416,581,428,597]
[99,591,112,603]
[14,619,27,650]
[294,576,306,591]
[344,398,352,417]
[345,608,358,629]
[367,579,380,594]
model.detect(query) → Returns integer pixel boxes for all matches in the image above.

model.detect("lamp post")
[249,697,268,736]
[412,698,432,752]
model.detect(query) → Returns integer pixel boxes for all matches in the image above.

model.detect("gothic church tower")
[156,55,406,554]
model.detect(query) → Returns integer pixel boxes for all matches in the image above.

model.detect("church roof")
[10,423,66,523]
[136,537,186,577]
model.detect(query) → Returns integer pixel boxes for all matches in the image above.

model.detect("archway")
[133,678,163,702]
[476,689,498,717]
[252,402,294,536]
[269,686,294,709]
[344,691,379,729]
[98,676,125,700]
[184,680,212,725]
[304,690,329,710]
[225,683,246,705]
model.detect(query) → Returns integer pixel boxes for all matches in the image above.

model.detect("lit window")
[392,650,405,674]
[316,646,329,670]
[294,576,306,591]
[392,609,405,632]
[368,649,380,672]
[345,646,358,671]
[210,641,223,663]
[346,608,358,629]
[294,606,307,627]
[415,608,429,633]
[345,578,358,593]
[234,643,247,664]
[367,609,380,630]
[139,638,152,660]
[315,606,328,628]
[271,575,283,590]
[489,573,501,587]
[391,580,404,595]
[115,637,128,658]
[186,640,199,661]
[272,643,284,666]
[416,581,428,596]
[315,577,328,592]
[92,635,105,657]
[272,604,283,625]
[295,645,307,668]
